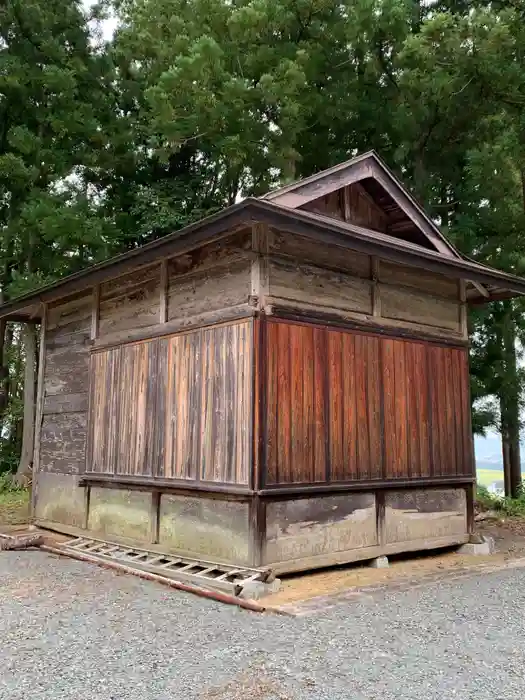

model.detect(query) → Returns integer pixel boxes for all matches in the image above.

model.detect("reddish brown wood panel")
[88,320,252,484]
[264,320,382,485]
[263,319,473,486]
[382,338,431,478]
[427,344,473,477]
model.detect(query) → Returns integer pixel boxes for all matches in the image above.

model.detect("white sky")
[83,0,118,41]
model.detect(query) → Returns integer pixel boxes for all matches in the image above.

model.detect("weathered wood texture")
[39,294,91,474]
[88,320,253,484]
[263,319,473,486]
[167,232,252,322]
[264,493,377,565]
[303,183,387,232]
[267,232,462,339]
[99,264,161,338]
[94,232,253,347]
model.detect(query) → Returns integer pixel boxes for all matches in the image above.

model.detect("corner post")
[31,303,47,519]
[251,223,270,311]
[91,285,100,341]
[16,323,37,484]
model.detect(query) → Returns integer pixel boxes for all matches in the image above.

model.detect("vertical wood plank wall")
[88,320,253,485]
[263,319,473,486]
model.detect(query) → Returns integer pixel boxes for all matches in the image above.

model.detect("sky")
[83,0,118,41]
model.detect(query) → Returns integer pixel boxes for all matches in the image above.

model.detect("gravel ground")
[1,550,525,700]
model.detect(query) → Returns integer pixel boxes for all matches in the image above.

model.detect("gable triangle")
[262,151,460,258]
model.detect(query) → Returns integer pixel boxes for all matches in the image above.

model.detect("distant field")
[476,468,504,486]
[476,469,525,487]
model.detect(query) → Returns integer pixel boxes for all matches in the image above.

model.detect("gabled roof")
[1,196,525,322]
[262,150,460,259]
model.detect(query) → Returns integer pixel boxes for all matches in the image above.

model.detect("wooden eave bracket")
[468,280,490,298]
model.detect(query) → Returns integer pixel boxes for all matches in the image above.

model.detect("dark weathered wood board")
[99,263,162,338]
[303,183,387,233]
[263,319,473,486]
[40,412,88,474]
[267,231,462,341]
[39,293,92,475]
[88,320,253,484]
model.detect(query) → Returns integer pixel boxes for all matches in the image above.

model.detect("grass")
[0,473,30,526]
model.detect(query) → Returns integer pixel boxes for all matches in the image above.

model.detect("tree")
[0,0,118,465]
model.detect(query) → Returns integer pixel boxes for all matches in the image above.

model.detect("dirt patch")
[200,669,296,700]
[262,520,525,611]
[478,518,525,555]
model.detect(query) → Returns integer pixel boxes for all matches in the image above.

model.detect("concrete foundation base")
[34,476,472,576]
[240,578,282,600]
[369,555,390,569]
[457,536,495,556]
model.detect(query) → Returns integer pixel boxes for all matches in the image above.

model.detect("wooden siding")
[88,320,252,485]
[266,232,463,340]
[94,231,253,346]
[380,285,461,332]
[263,319,473,486]
[268,258,373,316]
[167,257,251,321]
[40,293,91,474]
[378,260,459,299]
[166,232,252,323]
[270,230,372,279]
[303,183,387,232]
[99,264,161,338]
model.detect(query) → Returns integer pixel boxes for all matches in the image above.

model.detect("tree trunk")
[16,324,37,485]
[500,303,522,498]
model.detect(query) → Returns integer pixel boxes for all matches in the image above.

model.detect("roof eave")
[0,200,256,321]
[1,198,525,321]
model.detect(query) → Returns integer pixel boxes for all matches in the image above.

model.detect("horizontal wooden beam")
[78,472,475,500]
[79,474,254,499]
[90,304,256,352]
[265,301,469,348]
[251,202,525,295]
[3,197,525,323]
[258,475,476,497]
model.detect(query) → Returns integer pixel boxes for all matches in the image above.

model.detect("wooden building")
[3,151,525,574]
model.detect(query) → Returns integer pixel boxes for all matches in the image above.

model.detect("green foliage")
[476,484,498,511]
[476,484,525,517]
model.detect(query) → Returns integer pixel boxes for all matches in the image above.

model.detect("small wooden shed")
[4,152,525,574]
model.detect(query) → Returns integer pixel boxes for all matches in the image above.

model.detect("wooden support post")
[459,280,468,339]
[150,491,160,544]
[31,304,47,519]
[83,485,91,531]
[371,257,381,317]
[160,260,168,323]
[251,223,270,310]
[343,186,351,222]
[91,284,100,341]
[16,323,37,484]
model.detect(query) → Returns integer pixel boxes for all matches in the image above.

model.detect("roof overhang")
[1,198,524,322]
